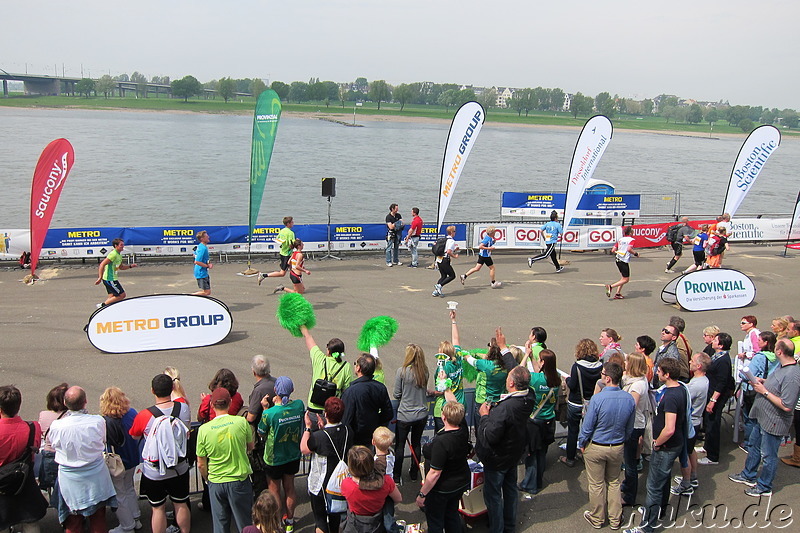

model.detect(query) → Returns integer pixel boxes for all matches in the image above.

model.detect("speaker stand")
[320,196,341,260]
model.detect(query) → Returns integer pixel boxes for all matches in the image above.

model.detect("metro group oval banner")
[85,294,233,353]
[672,268,756,312]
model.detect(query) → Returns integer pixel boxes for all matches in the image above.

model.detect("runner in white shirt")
[604,226,638,300]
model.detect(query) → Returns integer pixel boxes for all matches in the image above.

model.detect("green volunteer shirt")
[277,227,296,256]
[475,372,487,404]
[307,346,352,411]
[259,399,304,466]
[529,373,557,420]
[102,249,123,281]
[473,358,508,403]
[434,346,465,417]
[196,414,253,483]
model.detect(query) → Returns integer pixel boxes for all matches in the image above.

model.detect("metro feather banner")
[722,125,780,217]
[564,115,613,227]
[249,90,282,240]
[30,138,74,273]
[436,101,485,231]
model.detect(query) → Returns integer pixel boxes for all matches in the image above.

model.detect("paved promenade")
[1,243,798,531]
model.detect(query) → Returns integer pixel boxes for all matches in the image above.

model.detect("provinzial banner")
[85,294,233,353]
[249,90,282,241]
[722,125,780,217]
[436,101,485,231]
[662,268,756,312]
[30,139,75,273]
[564,116,613,227]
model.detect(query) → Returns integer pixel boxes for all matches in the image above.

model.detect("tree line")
[69,72,798,132]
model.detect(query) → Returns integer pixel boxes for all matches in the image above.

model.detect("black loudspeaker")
[321,177,336,197]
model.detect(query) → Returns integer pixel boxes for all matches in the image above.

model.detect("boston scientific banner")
[723,125,780,217]
[661,269,756,311]
[85,294,232,353]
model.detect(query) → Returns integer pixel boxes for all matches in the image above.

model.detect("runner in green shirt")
[94,238,138,307]
[258,216,296,290]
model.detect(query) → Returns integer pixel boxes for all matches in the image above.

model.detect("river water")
[1,107,798,228]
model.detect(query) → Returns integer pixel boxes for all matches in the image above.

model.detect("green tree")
[322,81,339,106]
[509,89,528,116]
[95,75,116,98]
[533,87,549,111]
[76,78,95,98]
[616,96,627,115]
[251,78,266,97]
[438,89,458,112]
[642,99,654,115]
[549,88,565,111]
[218,77,236,102]
[477,88,497,110]
[739,118,755,133]
[705,108,719,125]
[686,103,703,124]
[270,81,290,100]
[368,80,391,110]
[306,82,326,101]
[759,109,776,125]
[393,83,416,111]
[727,105,748,126]
[661,105,676,123]
[569,93,585,118]
[780,109,798,128]
[288,81,308,102]
[171,75,203,102]
[354,77,368,93]
[595,92,613,116]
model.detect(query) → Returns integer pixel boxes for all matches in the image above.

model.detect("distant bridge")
[0,71,251,99]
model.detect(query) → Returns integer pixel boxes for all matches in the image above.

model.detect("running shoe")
[460,274,466,285]
[408,263,418,268]
[284,516,295,533]
[432,290,441,297]
[614,293,625,299]
[527,257,535,268]
[394,262,403,266]
[273,285,285,294]
[697,457,718,465]
[744,486,772,497]
[605,284,611,297]
[257,273,265,285]
[665,268,675,273]
[728,473,756,487]
[386,262,393,267]
[96,303,105,309]
[670,483,694,495]
[555,267,564,273]
[673,475,699,488]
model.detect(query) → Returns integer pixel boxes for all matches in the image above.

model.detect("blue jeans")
[621,428,644,504]
[424,489,465,533]
[482,465,519,533]
[208,478,253,533]
[408,236,420,266]
[386,236,400,264]
[741,425,782,492]
[566,403,583,461]
[640,445,681,533]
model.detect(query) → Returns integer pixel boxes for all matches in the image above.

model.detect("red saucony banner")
[30,139,75,273]
[564,115,613,227]
[722,125,781,217]
[436,101,485,231]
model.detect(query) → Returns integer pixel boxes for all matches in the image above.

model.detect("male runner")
[192,230,212,296]
[95,238,137,307]
[258,217,295,285]
[527,211,564,273]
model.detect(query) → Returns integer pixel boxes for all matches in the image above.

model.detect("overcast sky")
[2,0,797,109]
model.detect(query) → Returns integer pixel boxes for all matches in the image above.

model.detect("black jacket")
[476,388,535,470]
[341,376,393,447]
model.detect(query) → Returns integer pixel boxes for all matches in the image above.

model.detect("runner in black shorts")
[274,240,311,295]
[139,470,191,507]
[460,226,500,288]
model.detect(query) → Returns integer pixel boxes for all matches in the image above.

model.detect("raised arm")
[300,325,316,352]
[450,310,460,347]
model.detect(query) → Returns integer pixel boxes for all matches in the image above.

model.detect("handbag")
[311,358,346,407]
[0,422,34,497]
[104,448,125,479]
[576,369,591,417]
[526,389,555,454]
[323,427,349,514]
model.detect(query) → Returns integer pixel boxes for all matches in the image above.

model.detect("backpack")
[142,403,188,474]
[665,224,681,243]
[0,422,34,496]
[431,237,448,257]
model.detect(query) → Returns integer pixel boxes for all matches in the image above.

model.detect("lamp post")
[353,101,362,125]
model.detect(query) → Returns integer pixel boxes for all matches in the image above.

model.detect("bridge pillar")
[2,80,7,97]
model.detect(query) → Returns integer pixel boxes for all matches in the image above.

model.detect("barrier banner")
[249,90,282,241]
[501,192,640,218]
[564,116,613,227]
[30,139,75,273]
[662,268,756,312]
[0,229,30,259]
[629,220,715,248]
[85,294,233,353]
[723,125,780,217]
[473,224,619,250]
[436,101,485,231]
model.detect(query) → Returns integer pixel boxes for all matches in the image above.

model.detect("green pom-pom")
[357,316,398,351]
[276,293,316,337]
[461,357,478,383]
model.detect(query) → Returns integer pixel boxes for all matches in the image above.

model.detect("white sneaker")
[386,262,393,267]
[665,268,675,273]
[165,526,181,533]
[697,457,719,465]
